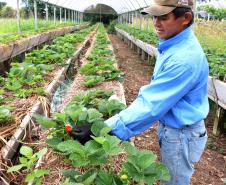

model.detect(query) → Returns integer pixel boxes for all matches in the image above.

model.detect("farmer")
[104,0,209,184]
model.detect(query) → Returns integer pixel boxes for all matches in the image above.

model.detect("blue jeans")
[157,121,207,185]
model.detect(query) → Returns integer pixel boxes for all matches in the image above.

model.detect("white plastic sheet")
[41,0,154,14]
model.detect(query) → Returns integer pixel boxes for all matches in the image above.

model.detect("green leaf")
[146,163,170,182]
[100,127,112,136]
[36,147,48,159]
[122,141,137,155]
[91,121,109,136]
[95,171,114,185]
[34,169,49,177]
[57,140,84,155]
[19,157,28,164]
[53,112,67,122]
[123,162,142,181]
[103,135,122,156]
[7,164,25,172]
[25,172,35,183]
[82,171,98,185]
[70,153,89,167]
[33,113,56,128]
[136,150,157,170]
[87,108,103,123]
[45,137,62,150]
[20,146,33,158]
[61,170,81,179]
[78,110,88,122]
[91,136,106,145]
[84,140,102,154]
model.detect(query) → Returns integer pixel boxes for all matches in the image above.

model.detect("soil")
[108,34,226,185]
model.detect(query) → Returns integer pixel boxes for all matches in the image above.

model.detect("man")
[105,0,209,184]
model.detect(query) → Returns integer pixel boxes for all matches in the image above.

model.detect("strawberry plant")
[1,25,97,99]
[57,123,170,185]
[80,25,123,88]
[7,146,49,185]
[0,105,14,126]
[82,75,106,87]
[116,24,158,45]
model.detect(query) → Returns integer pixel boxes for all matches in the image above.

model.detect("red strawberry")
[65,124,73,133]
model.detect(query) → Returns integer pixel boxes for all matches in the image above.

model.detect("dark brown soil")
[109,34,226,185]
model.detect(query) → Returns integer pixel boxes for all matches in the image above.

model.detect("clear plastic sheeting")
[40,0,154,14]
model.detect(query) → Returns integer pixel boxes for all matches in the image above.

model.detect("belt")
[160,120,205,130]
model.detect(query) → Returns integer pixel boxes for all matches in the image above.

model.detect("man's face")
[153,12,186,40]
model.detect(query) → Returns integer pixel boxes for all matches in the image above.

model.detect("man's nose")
[153,17,161,27]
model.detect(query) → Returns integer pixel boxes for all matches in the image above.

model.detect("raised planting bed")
[115,27,158,57]
[0,25,97,161]
[0,24,88,65]
[1,24,170,185]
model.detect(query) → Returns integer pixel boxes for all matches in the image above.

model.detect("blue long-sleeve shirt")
[105,26,209,141]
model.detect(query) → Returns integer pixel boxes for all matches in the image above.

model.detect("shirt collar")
[157,26,193,54]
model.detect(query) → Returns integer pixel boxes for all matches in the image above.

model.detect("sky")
[1,0,23,8]
[1,0,226,11]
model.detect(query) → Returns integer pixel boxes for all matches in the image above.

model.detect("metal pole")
[60,7,62,23]
[54,6,56,25]
[17,0,21,33]
[100,4,102,22]
[71,10,73,22]
[45,3,48,21]
[140,13,142,30]
[136,11,138,28]
[34,0,38,30]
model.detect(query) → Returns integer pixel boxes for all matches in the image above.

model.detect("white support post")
[136,11,138,28]
[45,3,48,21]
[60,7,62,23]
[54,6,56,25]
[140,13,142,30]
[71,10,73,22]
[79,12,81,24]
[34,0,38,30]
[17,0,21,33]
[68,9,70,22]
[65,8,67,22]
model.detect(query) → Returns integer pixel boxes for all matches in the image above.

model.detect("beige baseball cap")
[141,0,194,16]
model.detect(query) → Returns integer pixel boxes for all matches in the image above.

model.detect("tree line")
[0,0,65,19]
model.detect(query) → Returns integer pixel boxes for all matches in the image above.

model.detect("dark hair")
[172,7,194,27]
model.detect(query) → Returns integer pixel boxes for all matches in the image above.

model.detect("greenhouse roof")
[40,0,153,14]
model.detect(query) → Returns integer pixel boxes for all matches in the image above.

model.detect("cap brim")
[141,5,176,16]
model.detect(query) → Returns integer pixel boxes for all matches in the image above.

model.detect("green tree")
[201,5,226,20]
[0,6,15,18]
[21,0,55,19]
[0,2,6,10]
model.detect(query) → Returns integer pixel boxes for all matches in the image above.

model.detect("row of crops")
[0,18,77,45]
[116,23,226,81]
[0,25,96,145]
[4,24,170,185]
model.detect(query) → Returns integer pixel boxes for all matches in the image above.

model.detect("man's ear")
[182,12,192,26]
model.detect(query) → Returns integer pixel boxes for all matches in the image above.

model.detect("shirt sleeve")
[105,62,196,140]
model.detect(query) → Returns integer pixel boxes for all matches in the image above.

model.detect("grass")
[194,19,226,54]
[0,18,76,35]
[0,18,79,44]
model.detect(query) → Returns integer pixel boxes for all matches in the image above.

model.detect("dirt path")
[109,34,226,185]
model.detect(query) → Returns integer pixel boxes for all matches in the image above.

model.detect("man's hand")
[69,124,92,145]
